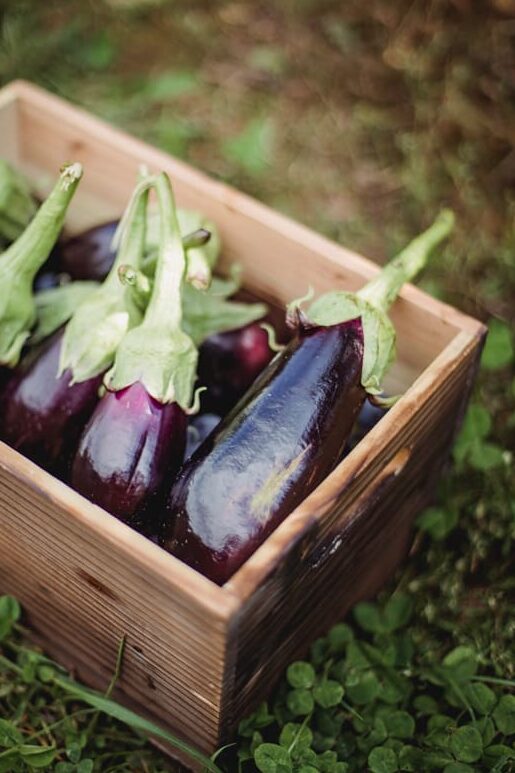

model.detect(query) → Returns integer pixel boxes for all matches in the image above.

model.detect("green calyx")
[59,176,152,382]
[118,263,267,345]
[297,210,455,394]
[0,162,83,367]
[32,281,99,345]
[0,160,37,244]
[105,172,199,409]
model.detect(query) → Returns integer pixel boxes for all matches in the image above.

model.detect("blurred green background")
[0,2,514,771]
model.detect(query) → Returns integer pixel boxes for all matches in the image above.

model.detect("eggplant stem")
[357,209,455,312]
[260,322,284,353]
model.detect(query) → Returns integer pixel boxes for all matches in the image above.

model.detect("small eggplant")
[198,323,274,415]
[71,382,186,527]
[0,330,102,476]
[71,172,199,527]
[162,211,455,584]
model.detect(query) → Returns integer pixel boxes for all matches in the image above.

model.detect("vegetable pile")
[0,159,454,583]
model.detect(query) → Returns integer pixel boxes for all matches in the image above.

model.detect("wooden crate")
[0,81,486,765]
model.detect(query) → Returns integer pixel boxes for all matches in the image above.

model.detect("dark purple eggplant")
[71,172,199,528]
[59,220,118,281]
[163,319,364,583]
[185,413,222,461]
[0,330,102,476]
[161,210,455,584]
[71,382,186,526]
[198,322,274,415]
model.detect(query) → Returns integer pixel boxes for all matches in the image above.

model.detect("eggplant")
[162,211,455,584]
[59,220,118,281]
[198,322,274,415]
[164,319,364,583]
[0,330,102,476]
[71,382,186,526]
[71,173,199,527]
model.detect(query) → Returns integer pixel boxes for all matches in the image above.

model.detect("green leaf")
[353,602,384,633]
[416,507,458,540]
[463,683,496,715]
[383,594,414,631]
[492,694,515,734]
[19,744,57,768]
[77,761,94,773]
[286,689,315,716]
[254,743,293,773]
[345,670,380,704]
[468,441,506,470]
[52,675,221,772]
[327,624,354,652]
[0,596,21,641]
[0,719,23,748]
[470,717,495,747]
[443,764,475,773]
[442,646,478,682]
[223,117,275,176]
[279,723,313,750]
[286,662,316,690]
[481,319,514,370]
[383,710,415,739]
[368,745,399,773]
[313,680,344,709]
[449,726,483,763]
[413,695,439,715]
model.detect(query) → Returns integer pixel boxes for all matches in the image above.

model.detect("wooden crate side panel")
[0,461,230,751]
[8,82,471,390]
[224,332,483,727]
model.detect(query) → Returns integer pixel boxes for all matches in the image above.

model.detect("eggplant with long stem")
[0,163,83,367]
[0,177,150,475]
[162,211,455,584]
[71,172,199,527]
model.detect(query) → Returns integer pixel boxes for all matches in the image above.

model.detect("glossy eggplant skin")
[0,330,102,476]
[71,382,187,529]
[198,322,274,415]
[58,221,118,281]
[185,412,222,461]
[163,318,365,584]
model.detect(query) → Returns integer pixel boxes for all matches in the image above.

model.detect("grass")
[0,1,514,770]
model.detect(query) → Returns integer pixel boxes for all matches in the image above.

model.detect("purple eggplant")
[162,211,455,584]
[198,322,274,415]
[71,172,199,528]
[165,319,364,583]
[59,221,118,281]
[71,382,186,526]
[0,330,102,476]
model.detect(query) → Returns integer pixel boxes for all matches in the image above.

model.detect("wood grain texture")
[0,81,486,760]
